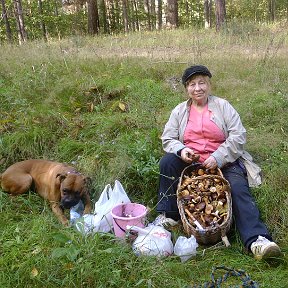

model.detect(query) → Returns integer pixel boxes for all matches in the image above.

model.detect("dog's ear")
[82,176,92,195]
[84,176,92,187]
[56,173,67,183]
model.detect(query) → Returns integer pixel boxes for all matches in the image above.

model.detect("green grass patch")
[0,26,288,287]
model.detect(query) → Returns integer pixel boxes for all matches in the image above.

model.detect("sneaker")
[250,236,281,260]
[153,214,179,228]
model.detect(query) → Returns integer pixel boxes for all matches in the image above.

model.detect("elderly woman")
[156,65,281,260]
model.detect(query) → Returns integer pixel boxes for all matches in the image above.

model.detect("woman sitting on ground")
[156,65,281,261]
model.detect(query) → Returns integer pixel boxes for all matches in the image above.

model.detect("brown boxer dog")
[0,159,92,225]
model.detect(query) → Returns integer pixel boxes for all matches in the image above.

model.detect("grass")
[0,23,288,287]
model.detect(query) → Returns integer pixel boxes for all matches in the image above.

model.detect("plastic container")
[111,203,147,238]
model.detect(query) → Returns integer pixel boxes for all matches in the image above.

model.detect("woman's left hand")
[203,156,218,170]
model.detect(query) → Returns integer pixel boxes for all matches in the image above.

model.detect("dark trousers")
[156,153,272,249]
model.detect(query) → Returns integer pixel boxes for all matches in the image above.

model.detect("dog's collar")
[67,170,81,175]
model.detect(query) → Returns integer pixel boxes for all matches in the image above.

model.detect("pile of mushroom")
[178,167,229,229]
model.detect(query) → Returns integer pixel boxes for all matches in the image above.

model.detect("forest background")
[1,0,288,288]
[1,0,288,43]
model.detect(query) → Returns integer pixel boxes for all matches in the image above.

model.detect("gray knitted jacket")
[161,95,261,187]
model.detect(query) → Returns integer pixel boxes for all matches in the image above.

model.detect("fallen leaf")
[64,262,74,270]
[31,247,42,255]
[88,102,94,112]
[31,267,39,277]
[118,101,127,112]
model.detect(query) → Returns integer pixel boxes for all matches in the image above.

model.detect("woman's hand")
[180,147,197,163]
[203,156,218,169]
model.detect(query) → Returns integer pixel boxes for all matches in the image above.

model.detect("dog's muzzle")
[60,197,81,209]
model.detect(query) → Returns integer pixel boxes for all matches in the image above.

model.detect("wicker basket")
[177,163,232,246]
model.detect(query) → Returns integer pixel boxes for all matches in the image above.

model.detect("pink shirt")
[184,104,226,162]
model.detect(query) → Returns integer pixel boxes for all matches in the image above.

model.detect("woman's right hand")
[180,147,199,163]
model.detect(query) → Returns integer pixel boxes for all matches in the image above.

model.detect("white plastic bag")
[74,214,96,234]
[72,180,131,234]
[70,200,84,225]
[129,225,174,257]
[174,235,198,262]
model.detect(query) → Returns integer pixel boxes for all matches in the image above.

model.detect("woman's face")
[186,75,210,105]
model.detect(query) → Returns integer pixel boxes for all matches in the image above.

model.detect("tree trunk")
[144,0,151,30]
[100,0,109,33]
[185,0,190,20]
[109,0,115,31]
[209,0,213,26]
[150,0,156,30]
[268,0,276,22]
[114,0,121,32]
[204,0,212,28]
[286,2,288,22]
[87,0,99,35]
[166,0,178,28]
[38,0,47,41]
[13,0,27,44]
[157,0,162,30]
[54,0,59,16]
[1,0,13,42]
[215,0,226,32]
[108,0,120,32]
[122,0,129,33]
[131,0,140,31]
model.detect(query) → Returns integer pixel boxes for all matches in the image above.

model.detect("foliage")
[0,0,87,42]
[1,0,288,42]
[0,25,288,287]
[178,0,205,28]
[226,0,288,22]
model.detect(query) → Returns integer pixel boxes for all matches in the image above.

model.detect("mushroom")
[188,203,195,211]
[180,178,193,189]
[198,182,206,192]
[210,186,217,193]
[211,200,219,208]
[187,184,192,192]
[179,189,190,199]
[204,179,212,190]
[203,197,214,214]
[190,192,199,199]
[215,184,223,194]
[190,171,197,177]
[200,214,207,226]
[192,195,201,203]
[212,210,220,217]
[211,192,218,200]
[222,184,229,192]
[216,190,226,198]
[218,197,227,205]
[185,209,205,230]
[198,168,205,176]
[195,201,206,212]
[203,214,215,225]
[191,182,197,188]
[216,201,224,211]
[205,203,214,215]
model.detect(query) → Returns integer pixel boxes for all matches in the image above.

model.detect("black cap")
[182,65,212,85]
